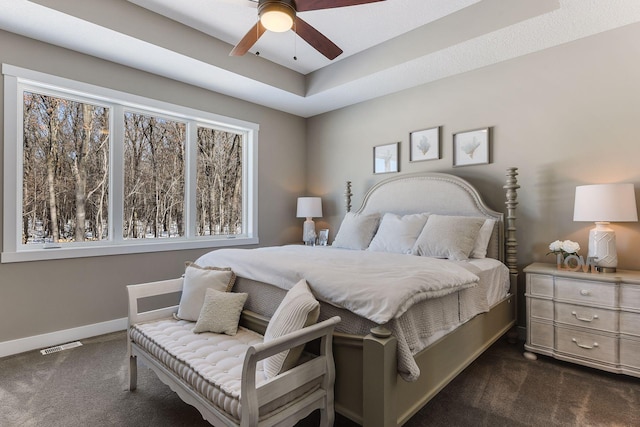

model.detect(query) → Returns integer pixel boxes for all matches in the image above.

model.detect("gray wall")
[0,30,306,343]
[307,23,640,325]
[2,21,640,347]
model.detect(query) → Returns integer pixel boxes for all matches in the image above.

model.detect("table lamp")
[573,183,638,272]
[296,197,322,244]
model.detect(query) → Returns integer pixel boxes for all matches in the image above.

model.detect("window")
[196,126,243,237]
[123,111,186,240]
[22,91,111,245]
[3,64,258,262]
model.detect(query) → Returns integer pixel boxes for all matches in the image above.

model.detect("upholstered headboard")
[347,170,519,266]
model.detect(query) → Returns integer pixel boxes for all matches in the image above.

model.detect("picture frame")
[409,126,440,162]
[453,127,491,167]
[317,229,329,246]
[373,142,399,174]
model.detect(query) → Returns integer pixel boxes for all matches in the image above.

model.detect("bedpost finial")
[345,181,353,213]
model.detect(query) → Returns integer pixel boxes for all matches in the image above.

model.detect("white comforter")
[196,245,479,324]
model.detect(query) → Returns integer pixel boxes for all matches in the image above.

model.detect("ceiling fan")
[230,0,385,60]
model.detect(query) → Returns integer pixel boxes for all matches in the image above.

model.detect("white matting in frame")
[410,126,440,162]
[373,142,399,174]
[453,127,490,167]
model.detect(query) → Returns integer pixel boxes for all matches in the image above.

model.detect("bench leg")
[129,355,138,391]
[319,394,335,427]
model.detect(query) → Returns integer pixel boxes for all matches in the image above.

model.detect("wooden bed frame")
[124,169,518,426]
[243,168,520,426]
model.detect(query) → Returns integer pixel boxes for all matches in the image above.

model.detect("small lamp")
[573,183,638,272]
[296,197,322,244]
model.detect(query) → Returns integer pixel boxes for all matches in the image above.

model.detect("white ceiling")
[1,0,640,117]
[127,0,483,75]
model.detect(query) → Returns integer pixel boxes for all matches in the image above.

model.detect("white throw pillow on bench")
[263,279,320,379]
[176,262,236,321]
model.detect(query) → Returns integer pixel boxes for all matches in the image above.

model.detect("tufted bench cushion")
[129,317,319,423]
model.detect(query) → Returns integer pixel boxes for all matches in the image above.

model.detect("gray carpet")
[1,331,638,426]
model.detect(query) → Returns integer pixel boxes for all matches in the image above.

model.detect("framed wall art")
[453,127,491,167]
[410,126,440,162]
[373,142,399,174]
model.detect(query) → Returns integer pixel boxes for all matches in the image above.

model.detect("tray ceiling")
[1,0,639,117]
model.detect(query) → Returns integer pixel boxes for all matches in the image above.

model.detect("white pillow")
[263,279,320,379]
[332,212,380,250]
[470,219,496,259]
[176,262,236,321]
[367,212,430,254]
[412,215,485,261]
[193,288,248,336]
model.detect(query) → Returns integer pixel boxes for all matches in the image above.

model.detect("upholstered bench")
[127,277,340,427]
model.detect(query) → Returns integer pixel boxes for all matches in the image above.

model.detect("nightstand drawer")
[528,274,553,297]
[620,338,640,369]
[529,320,553,349]
[620,311,640,337]
[556,328,617,364]
[555,278,616,307]
[529,298,553,320]
[620,284,640,311]
[555,302,617,333]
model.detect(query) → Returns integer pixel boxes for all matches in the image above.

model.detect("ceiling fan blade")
[230,21,266,56]
[294,17,343,60]
[296,0,385,12]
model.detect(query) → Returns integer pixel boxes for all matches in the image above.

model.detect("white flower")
[547,239,580,257]
[548,240,562,252]
[561,240,580,254]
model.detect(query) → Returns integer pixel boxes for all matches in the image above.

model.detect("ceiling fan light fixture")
[259,0,295,33]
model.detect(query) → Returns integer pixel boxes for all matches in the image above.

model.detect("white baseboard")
[0,317,128,358]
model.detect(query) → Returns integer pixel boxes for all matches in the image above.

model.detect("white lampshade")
[296,197,323,219]
[296,197,322,244]
[573,183,638,222]
[573,183,638,272]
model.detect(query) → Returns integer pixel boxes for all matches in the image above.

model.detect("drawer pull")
[579,290,591,296]
[572,338,598,350]
[571,311,598,322]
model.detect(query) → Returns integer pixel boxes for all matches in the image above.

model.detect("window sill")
[1,237,259,263]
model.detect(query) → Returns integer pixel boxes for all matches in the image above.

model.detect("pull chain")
[293,21,297,61]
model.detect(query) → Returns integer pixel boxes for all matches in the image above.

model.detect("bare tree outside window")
[9,69,256,261]
[22,92,110,245]
[197,127,243,236]
[123,112,185,239]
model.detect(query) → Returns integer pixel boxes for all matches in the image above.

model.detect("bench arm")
[240,316,341,425]
[127,278,183,326]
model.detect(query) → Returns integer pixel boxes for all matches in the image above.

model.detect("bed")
[195,168,520,427]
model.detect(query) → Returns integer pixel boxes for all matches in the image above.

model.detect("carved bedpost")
[503,167,519,282]
[504,167,520,343]
[345,181,353,213]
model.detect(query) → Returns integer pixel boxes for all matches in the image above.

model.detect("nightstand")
[524,262,640,377]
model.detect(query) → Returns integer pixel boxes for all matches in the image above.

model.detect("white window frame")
[2,64,259,263]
